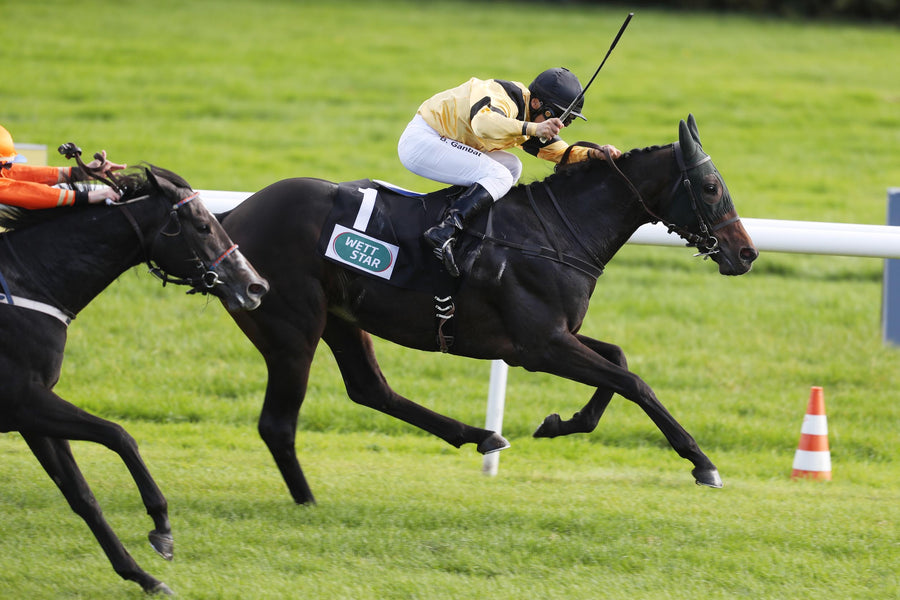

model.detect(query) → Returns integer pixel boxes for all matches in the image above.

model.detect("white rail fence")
[199,188,900,475]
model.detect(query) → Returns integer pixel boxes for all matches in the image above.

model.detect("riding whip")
[539,12,634,142]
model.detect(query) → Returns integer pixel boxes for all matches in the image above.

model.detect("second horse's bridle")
[117,191,238,294]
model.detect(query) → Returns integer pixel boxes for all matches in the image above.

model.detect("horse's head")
[124,166,269,310]
[666,115,758,275]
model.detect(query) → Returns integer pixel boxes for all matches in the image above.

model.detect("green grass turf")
[1,1,899,597]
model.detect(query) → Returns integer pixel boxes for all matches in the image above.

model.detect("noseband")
[118,191,238,294]
[604,144,739,258]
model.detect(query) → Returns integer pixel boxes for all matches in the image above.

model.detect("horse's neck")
[537,151,677,264]
[5,206,147,315]
[611,147,680,228]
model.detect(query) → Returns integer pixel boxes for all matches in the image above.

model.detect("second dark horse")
[219,115,758,504]
[1,164,268,594]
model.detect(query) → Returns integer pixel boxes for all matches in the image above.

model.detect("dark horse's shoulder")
[228,177,337,216]
[220,177,338,249]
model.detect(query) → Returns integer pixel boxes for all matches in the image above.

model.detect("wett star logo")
[325,224,398,279]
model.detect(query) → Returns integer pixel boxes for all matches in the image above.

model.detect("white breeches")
[398,114,522,201]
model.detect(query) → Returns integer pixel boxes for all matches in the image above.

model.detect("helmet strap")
[530,97,554,121]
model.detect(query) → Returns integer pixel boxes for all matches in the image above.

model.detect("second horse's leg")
[17,390,173,558]
[23,433,172,595]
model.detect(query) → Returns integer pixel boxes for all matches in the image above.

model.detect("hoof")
[692,468,724,488]
[148,582,174,596]
[533,413,562,438]
[149,530,174,561]
[477,432,510,455]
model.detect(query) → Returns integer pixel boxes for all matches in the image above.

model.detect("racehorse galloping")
[219,115,757,505]
[0,164,268,595]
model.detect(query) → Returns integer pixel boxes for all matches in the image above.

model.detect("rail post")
[882,188,900,345]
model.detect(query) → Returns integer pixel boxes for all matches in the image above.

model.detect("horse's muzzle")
[713,220,758,275]
[207,266,268,311]
[235,275,269,310]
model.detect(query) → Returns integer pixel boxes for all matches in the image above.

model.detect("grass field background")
[1,0,899,597]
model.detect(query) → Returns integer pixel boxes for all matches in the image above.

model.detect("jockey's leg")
[400,117,522,276]
[423,183,493,277]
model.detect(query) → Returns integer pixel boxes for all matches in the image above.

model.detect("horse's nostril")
[740,247,759,263]
[249,282,269,297]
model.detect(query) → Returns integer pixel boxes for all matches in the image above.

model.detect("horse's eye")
[703,183,717,195]
[196,223,211,234]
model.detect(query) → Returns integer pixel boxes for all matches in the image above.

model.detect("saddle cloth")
[317,179,468,291]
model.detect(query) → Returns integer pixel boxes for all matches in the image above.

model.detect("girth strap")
[0,292,73,326]
[2,235,77,321]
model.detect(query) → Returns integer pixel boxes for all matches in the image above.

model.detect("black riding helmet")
[528,67,586,125]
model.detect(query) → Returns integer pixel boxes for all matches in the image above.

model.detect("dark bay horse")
[0,165,268,595]
[219,115,757,505]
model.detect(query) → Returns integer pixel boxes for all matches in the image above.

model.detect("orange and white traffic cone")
[791,386,831,481]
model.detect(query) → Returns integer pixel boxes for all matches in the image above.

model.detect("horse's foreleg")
[258,350,317,504]
[22,433,172,595]
[322,318,509,454]
[229,289,327,505]
[533,387,614,438]
[523,332,721,488]
[534,335,624,438]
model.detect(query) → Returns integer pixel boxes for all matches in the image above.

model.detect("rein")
[0,189,236,326]
[471,143,739,278]
[0,146,236,319]
[476,186,605,280]
[534,184,606,270]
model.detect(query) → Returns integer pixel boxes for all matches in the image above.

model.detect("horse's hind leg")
[22,433,172,595]
[534,334,625,438]
[322,317,509,454]
[16,391,173,559]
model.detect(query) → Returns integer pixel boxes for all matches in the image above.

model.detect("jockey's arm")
[1,164,119,208]
[0,173,88,208]
[521,138,621,163]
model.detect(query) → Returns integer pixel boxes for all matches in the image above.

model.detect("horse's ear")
[687,113,702,147]
[679,115,703,158]
[145,167,161,192]
[145,166,176,197]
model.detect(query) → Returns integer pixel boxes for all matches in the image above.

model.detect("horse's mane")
[549,142,673,178]
[0,164,188,231]
[505,142,665,191]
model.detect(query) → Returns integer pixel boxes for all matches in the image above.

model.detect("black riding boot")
[424,183,493,277]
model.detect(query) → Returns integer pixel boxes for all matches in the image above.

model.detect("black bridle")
[603,144,740,258]
[117,191,239,295]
